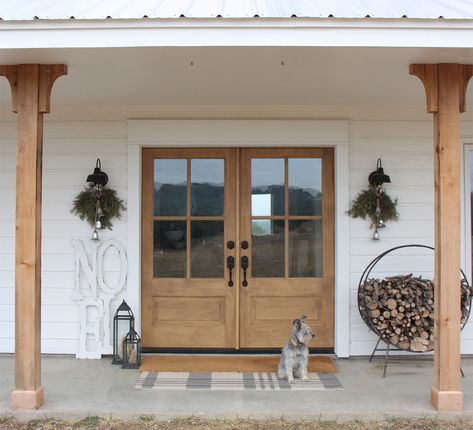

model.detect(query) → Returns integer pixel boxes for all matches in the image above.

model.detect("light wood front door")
[239,148,334,348]
[142,148,237,348]
[142,148,334,350]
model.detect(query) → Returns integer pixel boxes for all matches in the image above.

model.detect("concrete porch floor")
[1,354,473,421]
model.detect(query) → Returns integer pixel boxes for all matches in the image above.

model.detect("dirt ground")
[0,417,472,430]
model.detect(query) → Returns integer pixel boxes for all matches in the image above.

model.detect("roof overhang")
[2,18,473,49]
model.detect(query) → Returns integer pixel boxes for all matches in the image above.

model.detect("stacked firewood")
[359,274,473,352]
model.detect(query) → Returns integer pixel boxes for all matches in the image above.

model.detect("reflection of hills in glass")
[252,185,322,216]
[154,183,321,216]
[155,182,224,216]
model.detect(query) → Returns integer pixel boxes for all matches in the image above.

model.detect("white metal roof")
[1,0,473,21]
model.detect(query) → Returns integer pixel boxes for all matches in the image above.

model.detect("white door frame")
[126,119,351,356]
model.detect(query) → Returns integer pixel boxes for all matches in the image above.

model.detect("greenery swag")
[71,184,126,230]
[347,186,399,228]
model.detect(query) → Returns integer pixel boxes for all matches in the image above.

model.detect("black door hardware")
[241,256,249,287]
[226,256,235,287]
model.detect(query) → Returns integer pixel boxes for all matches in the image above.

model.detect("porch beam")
[410,63,473,412]
[0,64,67,410]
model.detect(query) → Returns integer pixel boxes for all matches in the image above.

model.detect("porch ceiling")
[0,46,473,109]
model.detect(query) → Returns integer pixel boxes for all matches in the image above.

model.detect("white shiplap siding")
[1,115,473,356]
[0,121,128,354]
[348,119,473,355]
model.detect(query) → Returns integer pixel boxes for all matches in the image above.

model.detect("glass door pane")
[252,220,285,277]
[250,156,323,278]
[154,159,187,216]
[153,157,226,279]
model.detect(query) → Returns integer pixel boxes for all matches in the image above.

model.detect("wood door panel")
[252,297,321,321]
[153,297,225,322]
[146,321,228,348]
[149,279,227,295]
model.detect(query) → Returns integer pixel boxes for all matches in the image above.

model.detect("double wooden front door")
[142,148,334,350]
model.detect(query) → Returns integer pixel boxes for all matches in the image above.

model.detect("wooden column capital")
[410,63,473,113]
[0,64,67,113]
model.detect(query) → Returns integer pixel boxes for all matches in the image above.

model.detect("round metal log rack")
[357,244,473,377]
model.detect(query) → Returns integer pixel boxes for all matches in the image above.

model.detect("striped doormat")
[136,371,343,391]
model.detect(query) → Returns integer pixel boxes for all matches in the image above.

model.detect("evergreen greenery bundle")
[347,186,399,227]
[71,184,126,230]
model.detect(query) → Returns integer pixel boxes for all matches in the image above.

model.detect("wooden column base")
[431,387,463,411]
[11,387,44,410]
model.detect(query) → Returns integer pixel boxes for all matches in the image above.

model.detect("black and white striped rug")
[136,371,343,391]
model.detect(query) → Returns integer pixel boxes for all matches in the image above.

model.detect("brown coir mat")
[139,355,337,373]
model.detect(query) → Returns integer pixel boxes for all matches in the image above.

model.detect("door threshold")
[142,347,334,354]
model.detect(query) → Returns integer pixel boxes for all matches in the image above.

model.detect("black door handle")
[226,256,235,287]
[241,256,249,287]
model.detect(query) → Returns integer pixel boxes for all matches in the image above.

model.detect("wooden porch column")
[410,64,473,412]
[0,64,67,410]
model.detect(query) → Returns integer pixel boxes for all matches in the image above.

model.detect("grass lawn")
[0,417,473,430]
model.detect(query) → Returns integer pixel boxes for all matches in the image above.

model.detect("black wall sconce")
[368,158,391,187]
[369,158,390,240]
[87,158,108,187]
[86,159,108,240]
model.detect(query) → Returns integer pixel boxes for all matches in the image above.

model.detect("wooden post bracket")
[0,64,67,113]
[410,64,473,113]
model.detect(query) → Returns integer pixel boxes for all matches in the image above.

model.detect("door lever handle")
[241,256,249,287]
[226,256,235,287]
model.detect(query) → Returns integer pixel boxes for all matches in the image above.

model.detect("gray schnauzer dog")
[277,315,315,383]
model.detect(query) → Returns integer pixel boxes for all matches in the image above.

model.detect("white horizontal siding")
[1,115,473,357]
[348,119,473,356]
[0,120,127,354]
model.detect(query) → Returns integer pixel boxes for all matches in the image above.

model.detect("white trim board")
[2,19,473,49]
[127,120,349,146]
[126,119,350,357]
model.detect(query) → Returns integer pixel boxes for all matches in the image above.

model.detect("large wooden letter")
[0,64,67,410]
[410,64,473,412]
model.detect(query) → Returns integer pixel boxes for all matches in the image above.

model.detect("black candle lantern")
[112,300,134,365]
[122,327,142,369]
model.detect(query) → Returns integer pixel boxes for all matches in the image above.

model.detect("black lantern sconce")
[86,159,108,240]
[122,327,142,369]
[112,300,134,365]
[87,158,108,187]
[368,158,391,241]
[368,158,391,187]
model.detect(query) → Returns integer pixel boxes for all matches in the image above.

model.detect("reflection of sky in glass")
[252,159,284,187]
[252,194,271,216]
[289,158,321,194]
[154,159,186,188]
[191,159,224,185]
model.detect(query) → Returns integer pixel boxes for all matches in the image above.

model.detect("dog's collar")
[290,337,305,348]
